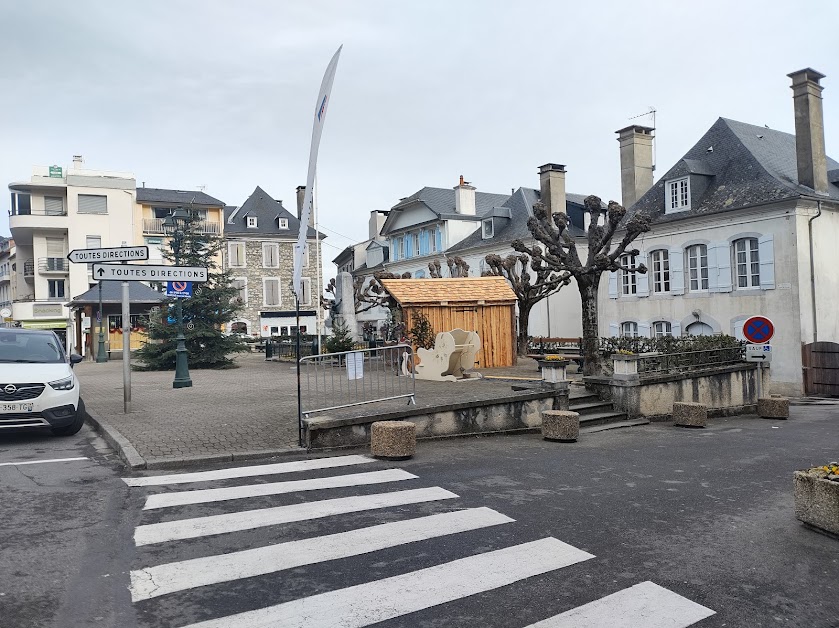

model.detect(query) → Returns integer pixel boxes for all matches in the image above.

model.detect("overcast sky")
[2,1,837,281]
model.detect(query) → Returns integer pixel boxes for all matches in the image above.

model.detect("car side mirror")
[70,353,83,366]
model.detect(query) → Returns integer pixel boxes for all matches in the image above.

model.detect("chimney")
[295,185,313,228]
[454,175,476,215]
[538,163,567,216]
[788,68,828,195]
[369,210,386,239]
[615,125,654,208]
[72,155,84,169]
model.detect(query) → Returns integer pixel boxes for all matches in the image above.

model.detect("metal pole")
[756,361,762,401]
[122,281,131,413]
[296,295,303,447]
[313,176,322,356]
[96,280,107,362]
[172,234,192,388]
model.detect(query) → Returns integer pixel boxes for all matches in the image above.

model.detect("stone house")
[223,186,324,338]
[599,68,839,396]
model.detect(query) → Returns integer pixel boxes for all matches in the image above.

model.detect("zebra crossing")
[124,453,716,627]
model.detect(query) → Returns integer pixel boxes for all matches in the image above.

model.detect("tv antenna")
[629,106,657,173]
[197,184,207,192]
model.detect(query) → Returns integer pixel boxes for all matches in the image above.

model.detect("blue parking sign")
[165,281,193,298]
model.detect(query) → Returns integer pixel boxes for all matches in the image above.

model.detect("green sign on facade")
[49,165,63,178]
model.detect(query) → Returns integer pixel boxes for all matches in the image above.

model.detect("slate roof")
[382,187,512,234]
[380,277,517,306]
[69,281,167,306]
[224,186,321,238]
[627,117,839,224]
[136,187,225,207]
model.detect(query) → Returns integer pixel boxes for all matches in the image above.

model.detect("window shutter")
[636,252,649,297]
[77,195,107,214]
[301,278,311,305]
[46,237,65,257]
[405,234,413,258]
[609,322,620,337]
[758,234,775,289]
[638,321,651,338]
[715,242,732,293]
[419,230,428,255]
[435,229,443,251]
[44,197,64,215]
[608,271,618,299]
[669,247,685,295]
[671,321,682,337]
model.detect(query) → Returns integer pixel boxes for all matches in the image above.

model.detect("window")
[300,277,312,306]
[232,278,247,304]
[620,253,637,296]
[77,194,108,214]
[152,207,172,219]
[263,278,281,306]
[48,279,65,299]
[398,237,405,260]
[649,249,670,293]
[86,235,102,249]
[431,228,439,253]
[231,321,248,335]
[686,244,708,291]
[652,321,672,338]
[247,216,258,228]
[411,232,420,256]
[228,242,245,268]
[44,196,64,216]
[10,192,31,215]
[620,322,638,338]
[278,218,288,229]
[666,177,690,212]
[262,242,279,268]
[482,219,493,239]
[733,238,760,289]
[46,237,66,258]
[685,321,713,336]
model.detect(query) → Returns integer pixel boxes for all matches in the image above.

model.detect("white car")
[0,328,85,436]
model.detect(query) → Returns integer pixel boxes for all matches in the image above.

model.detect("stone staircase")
[568,390,649,433]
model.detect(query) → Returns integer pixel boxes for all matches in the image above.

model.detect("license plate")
[0,403,34,413]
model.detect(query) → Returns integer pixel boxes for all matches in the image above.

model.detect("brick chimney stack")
[788,68,828,195]
[538,163,567,217]
[615,125,654,209]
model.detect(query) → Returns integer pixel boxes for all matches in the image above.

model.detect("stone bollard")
[541,410,580,442]
[758,396,789,420]
[371,420,416,460]
[673,402,707,428]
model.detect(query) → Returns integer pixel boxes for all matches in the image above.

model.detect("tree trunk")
[517,303,533,357]
[577,277,601,377]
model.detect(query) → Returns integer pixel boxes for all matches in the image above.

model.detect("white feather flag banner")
[293,45,342,302]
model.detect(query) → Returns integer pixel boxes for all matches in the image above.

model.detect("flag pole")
[314,174,323,356]
[295,294,303,447]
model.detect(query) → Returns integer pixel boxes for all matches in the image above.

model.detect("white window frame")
[686,244,709,292]
[620,321,638,338]
[228,241,246,268]
[300,277,312,306]
[652,321,672,338]
[247,216,258,228]
[278,218,288,229]
[262,277,281,306]
[411,232,420,256]
[733,238,760,289]
[398,237,405,260]
[232,277,248,305]
[649,249,670,294]
[666,177,690,213]
[482,219,494,239]
[620,253,637,296]
[262,242,280,268]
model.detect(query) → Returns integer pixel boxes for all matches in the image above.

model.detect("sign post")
[742,316,775,400]
[92,264,207,282]
[122,280,131,413]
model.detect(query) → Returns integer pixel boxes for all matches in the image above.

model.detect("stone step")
[569,399,615,415]
[580,418,650,434]
[578,410,630,427]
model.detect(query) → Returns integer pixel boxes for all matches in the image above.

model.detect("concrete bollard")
[541,410,580,442]
[758,396,789,419]
[673,402,707,428]
[371,420,416,460]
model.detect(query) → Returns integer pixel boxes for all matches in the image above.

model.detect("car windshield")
[0,333,66,364]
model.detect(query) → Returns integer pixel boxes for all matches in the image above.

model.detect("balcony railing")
[9,208,67,217]
[143,218,221,235]
[38,258,69,273]
[23,261,34,277]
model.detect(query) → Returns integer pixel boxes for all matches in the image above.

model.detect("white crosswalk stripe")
[125,457,716,627]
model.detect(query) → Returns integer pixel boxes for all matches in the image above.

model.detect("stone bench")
[542,410,580,442]
[673,402,707,428]
[758,396,789,420]
[371,420,416,460]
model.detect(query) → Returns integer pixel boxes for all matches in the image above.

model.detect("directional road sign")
[743,316,774,344]
[745,344,772,363]
[92,264,208,282]
[165,281,193,298]
[67,246,149,264]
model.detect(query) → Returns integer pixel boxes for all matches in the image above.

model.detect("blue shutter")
[608,271,618,299]
[391,240,398,261]
[714,242,732,293]
[636,252,649,297]
[418,230,426,255]
[405,233,413,258]
[758,234,775,289]
[669,247,685,295]
[435,228,443,252]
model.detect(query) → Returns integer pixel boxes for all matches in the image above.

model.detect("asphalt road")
[2,404,839,627]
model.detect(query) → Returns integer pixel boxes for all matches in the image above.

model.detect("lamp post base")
[96,334,108,363]
[173,336,192,388]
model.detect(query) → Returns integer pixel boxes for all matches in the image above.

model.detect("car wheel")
[51,399,86,437]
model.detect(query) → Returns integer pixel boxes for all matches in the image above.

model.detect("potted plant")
[794,462,839,537]
[537,354,570,386]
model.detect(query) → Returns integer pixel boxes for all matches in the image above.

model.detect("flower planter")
[611,353,639,381]
[537,358,569,387]
[794,469,839,537]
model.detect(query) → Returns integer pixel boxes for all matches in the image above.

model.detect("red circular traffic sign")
[743,316,774,344]
[173,281,188,292]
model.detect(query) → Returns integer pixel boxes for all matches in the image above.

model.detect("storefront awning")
[21,319,68,330]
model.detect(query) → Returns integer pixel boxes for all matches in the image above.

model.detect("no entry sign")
[743,316,774,344]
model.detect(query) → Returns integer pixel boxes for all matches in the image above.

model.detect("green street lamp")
[163,207,192,388]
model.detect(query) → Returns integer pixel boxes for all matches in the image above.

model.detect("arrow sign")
[67,246,149,264]
[92,264,208,282]
[745,344,773,363]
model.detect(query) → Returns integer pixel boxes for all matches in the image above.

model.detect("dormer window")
[247,216,258,228]
[278,218,288,229]
[482,219,493,239]
[666,177,690,213]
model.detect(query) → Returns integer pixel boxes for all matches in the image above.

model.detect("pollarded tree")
[325,271,410,314]
[428,256,470,278]
[512,196,651,376]
[482,252,571,356]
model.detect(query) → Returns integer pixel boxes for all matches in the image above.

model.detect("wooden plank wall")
[404,304,515,368]
[802,341,839,396]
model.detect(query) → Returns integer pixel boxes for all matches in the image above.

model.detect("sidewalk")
[76,353,563,469]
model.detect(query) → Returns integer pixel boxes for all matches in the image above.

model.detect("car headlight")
[48,376,75,391]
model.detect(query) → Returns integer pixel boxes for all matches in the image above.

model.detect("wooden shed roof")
[380,277,517,306]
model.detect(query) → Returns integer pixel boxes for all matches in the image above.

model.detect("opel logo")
[4,384,17,395]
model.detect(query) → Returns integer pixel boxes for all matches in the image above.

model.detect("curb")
[84,408,148,470]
